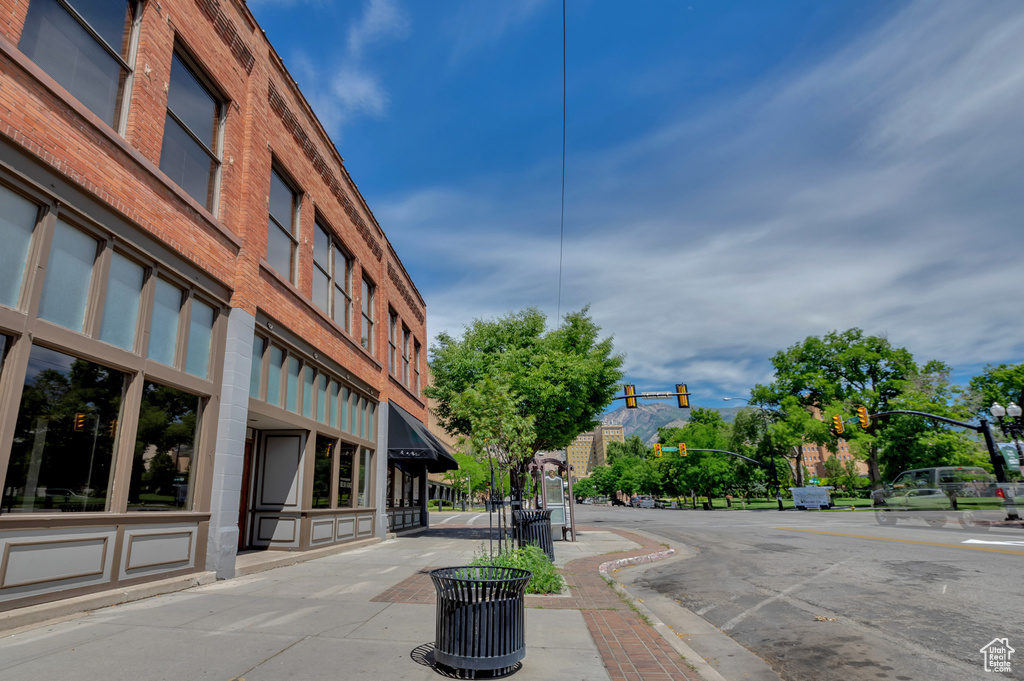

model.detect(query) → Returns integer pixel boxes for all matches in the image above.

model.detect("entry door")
[256,432,305,510]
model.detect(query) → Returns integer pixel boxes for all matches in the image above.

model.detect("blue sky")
[248,0,1024,409]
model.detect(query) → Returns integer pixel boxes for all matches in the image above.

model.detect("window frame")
[19,0,142,133]
[312,217,352,332]
[267,166,300,284]
[360,276,375,353]
[160,48,225,214]
[0,180,227,516]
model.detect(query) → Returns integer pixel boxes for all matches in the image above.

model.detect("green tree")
[967,363,1024,418]
[658,413,735,502]
[427,307,624,500]
[447,376,537,505]
[606,435,649,463]
[754,328,917,485]
[572,477,596,499]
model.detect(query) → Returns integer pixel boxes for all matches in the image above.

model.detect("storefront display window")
[357,449,372,507]
[337,445,354,507]
[126,381,200,511]
[312,435,332,509]
[0,185,38,309]
[2,345,126,513]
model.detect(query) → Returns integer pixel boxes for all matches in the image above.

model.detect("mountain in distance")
[601,403,746,446]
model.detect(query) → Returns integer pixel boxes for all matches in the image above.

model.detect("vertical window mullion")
[177,293,194,372]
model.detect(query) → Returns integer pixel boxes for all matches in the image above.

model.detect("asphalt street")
[575,505,1024,681]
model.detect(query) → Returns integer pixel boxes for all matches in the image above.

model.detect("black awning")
[387,402,459,473]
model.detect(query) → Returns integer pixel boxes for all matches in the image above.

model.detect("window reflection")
[2,346,126,514]
[127,381,200,511]
[357,448,372,507]
[19,0,136,128]
[337,445,353,507]
[312,435,333,509]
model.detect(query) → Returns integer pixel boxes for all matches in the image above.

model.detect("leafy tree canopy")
[427,306,624,456]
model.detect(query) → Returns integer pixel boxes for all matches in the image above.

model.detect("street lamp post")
[723,397,784,510]
[990,404,1023,516]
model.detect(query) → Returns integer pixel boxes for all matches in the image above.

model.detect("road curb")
[596,534,728,681]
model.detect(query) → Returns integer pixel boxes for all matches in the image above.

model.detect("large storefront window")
[312,435,333,509]
[0,185,38,309]
[2,346,126,513]
[357,449,372,507]
[127,382,200,511]
[338,446,354,507]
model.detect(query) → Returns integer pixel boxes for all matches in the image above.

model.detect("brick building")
[0,0,452,614]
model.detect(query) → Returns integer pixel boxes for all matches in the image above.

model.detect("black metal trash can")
[512,509,554,563]
[430,566,532,678]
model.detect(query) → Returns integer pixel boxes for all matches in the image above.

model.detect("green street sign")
[662,446,678,452]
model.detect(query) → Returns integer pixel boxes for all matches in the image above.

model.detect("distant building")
[593,424,625,469]
[566,424,624,478]
[568,431,595,478]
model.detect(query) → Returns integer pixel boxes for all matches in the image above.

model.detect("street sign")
[997,443,1020,471]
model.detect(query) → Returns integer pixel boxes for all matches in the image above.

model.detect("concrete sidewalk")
[0,524,716,681]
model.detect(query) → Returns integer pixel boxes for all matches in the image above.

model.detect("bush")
[468,545,565,594]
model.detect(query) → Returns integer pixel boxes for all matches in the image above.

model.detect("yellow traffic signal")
[679,443,687,457]
[654,443,662,457]
[831,413,844,434]
[74,413,86,432]
[107,419,117,437]
[857,406,870,429]
[625,384,638,409]
[676,384,689,409]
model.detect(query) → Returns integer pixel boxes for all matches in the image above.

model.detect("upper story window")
[388,310,397,375]
[159,52,223,213]
[360,277,374,353]
[267,168,298,283]
[401,325,410,385]
[313,220,352,332]
[413,340,421,395]
[19,0,138,130]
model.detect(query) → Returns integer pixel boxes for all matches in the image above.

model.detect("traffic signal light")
[831,413,844,434]
[654,443,662,457]
[857,406,870,429]
[107,419,117,437]
[624,384,638,409]
[74,413,86,432]
[676,384,689,409]
[679,443,687,457]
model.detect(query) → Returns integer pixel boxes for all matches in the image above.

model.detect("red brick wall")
[0,0,428,420]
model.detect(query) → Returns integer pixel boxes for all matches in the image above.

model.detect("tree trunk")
[867,443,881,486]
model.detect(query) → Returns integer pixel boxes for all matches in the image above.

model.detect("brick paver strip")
[373,524,702,680]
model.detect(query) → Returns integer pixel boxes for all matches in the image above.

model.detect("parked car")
[632,495,655,508]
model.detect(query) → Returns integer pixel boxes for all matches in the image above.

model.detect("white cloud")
[283,0,409,139]
[442,0,550,65]
[391,1,1024,397]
